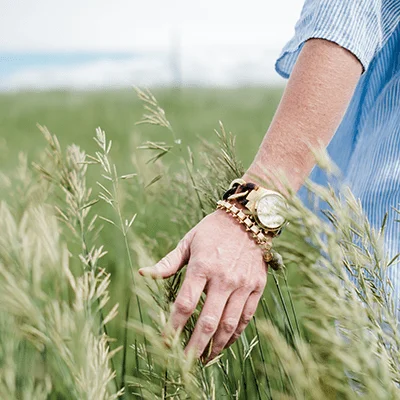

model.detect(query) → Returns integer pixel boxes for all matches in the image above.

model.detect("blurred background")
[0,0,308,247]
[0,2,307,394]
[0,0,303,174]
[0,0,304,244]
[1,0,301,90]
[0,0,305,239]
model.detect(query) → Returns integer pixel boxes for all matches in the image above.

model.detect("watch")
[223,179,287,234]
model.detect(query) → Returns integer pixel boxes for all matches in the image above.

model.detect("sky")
[0,0,304,89]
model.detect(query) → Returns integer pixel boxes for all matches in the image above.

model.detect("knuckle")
[214,273,238,290]
[222,275,238,289]
[177,236,189,252]
[200,315,218,334]
[178,236,187,247]
[221,317,237,333]
[241,278,254,290]
[259,270,267,284]
[191,259,213,273]
[159,255,173,270]
[232,331,241,341]
[254,279,266,292]
[174,297,195,315]
[240,313,253,326]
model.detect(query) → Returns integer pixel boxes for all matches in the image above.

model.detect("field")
[0,88,282,171]
[0,87,282,248]
[0,87,399,399]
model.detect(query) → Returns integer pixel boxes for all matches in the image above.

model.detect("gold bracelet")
[216,199,273,263]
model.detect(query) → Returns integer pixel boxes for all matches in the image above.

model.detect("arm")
[139,38,362,360]
[244,38,362,192]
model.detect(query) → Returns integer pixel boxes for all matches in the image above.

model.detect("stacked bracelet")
[216,199,273,263]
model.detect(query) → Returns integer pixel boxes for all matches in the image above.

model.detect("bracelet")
[216,199,273,263]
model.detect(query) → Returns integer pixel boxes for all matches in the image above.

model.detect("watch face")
[256,194,286,229]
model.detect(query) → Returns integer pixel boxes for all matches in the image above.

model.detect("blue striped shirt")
[276,1,400,306]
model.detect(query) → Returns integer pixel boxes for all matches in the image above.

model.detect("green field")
[1,87,397,399]
[0,86,284,268]
[0,87,285,271]
[0,88,282,174]
[0,87,285,398]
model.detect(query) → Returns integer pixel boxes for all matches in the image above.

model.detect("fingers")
[224,290,263,350]
[185,285,230,358]
[139,231,194,279]
[169,271,207,332]
[205,288,250,361]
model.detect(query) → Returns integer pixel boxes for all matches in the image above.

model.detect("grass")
[0,87,399,399]
[0,87,283,398]
[0,87,282,248]
[0,87,284,287]
[0,87,282,172]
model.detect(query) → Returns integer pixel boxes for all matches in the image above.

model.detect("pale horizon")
[0,0,303,90]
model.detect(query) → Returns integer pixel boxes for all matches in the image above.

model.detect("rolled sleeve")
[276,0,382,78]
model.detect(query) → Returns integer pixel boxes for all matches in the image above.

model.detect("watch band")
[223,179,286,235]
[223,179,257,207]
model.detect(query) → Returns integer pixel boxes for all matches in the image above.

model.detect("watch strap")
[223,179,258,206]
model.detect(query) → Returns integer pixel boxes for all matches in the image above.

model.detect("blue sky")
[0,52,136,78]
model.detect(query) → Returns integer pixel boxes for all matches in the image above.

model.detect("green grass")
[1,87,399,399]
[0,87,283,266]
[0,87,284,397]
[0,87,282,174]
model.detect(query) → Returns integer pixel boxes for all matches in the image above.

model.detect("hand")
[139,209,268,361]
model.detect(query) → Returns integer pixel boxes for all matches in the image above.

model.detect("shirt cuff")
[275,1,381,79]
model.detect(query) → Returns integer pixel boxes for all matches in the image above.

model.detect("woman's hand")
[139,209,267,361]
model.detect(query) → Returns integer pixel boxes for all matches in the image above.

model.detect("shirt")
[276,0,400,307]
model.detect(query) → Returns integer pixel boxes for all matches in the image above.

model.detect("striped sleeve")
[276,0,400,78]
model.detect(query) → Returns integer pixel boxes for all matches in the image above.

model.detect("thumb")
[139,231,193,279]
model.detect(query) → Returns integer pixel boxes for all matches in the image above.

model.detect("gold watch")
[223,179,287,234]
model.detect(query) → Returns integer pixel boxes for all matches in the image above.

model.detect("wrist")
[216,179,287,270]
[242,169,288,197]
[222,179,288,234]
[213,208,265,247]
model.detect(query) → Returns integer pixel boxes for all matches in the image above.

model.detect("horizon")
[0,0,303,90]
[0,47,286,91]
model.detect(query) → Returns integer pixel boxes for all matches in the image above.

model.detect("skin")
[139,38,363,361]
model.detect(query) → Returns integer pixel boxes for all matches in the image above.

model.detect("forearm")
[243,39,362,193]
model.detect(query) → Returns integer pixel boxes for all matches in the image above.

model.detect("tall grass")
[0,90,398,399]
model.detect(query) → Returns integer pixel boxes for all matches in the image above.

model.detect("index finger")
[169,272,207,333]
